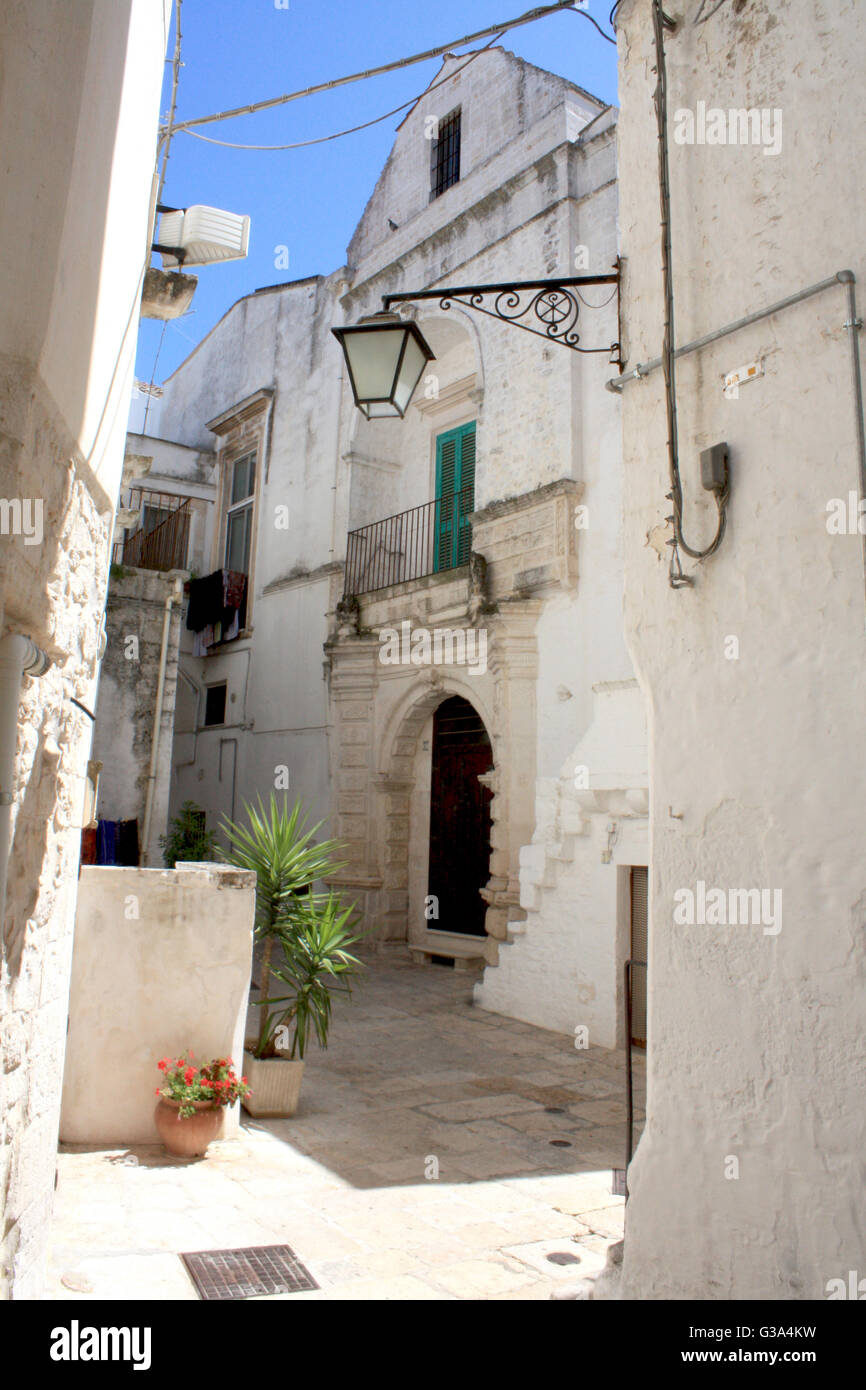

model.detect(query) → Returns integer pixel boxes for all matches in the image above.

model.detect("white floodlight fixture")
[332,311,436,419]
[158,206,251,268]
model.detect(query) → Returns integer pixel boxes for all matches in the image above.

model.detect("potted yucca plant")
[262,891,363,1053]
[221,795,359,1117]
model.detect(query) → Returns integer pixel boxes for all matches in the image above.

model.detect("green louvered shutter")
[435,422,475,572]
[435,433,457,571]
[455,426,475,566]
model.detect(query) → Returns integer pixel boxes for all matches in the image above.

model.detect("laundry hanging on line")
[186,569,248,656]
[91,818,140,867]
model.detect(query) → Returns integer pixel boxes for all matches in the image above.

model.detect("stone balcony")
[335,476,582,636]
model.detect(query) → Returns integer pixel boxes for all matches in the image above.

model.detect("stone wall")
[92,569,185,865]
[60,864,255,1144]
[0,0,170,1299]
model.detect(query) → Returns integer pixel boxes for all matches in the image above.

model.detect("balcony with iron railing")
[343,487,474,598]
[112,488,193,572]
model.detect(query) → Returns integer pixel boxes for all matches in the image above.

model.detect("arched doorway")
[427,696,493,937]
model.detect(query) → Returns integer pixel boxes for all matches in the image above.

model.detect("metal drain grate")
[180,1244,319,1300]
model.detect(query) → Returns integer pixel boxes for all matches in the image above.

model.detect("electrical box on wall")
[700,442,729,494]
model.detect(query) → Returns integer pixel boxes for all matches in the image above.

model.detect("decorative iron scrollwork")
[385,274,620,360]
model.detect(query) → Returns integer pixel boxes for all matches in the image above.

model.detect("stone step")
[408,940,488,972]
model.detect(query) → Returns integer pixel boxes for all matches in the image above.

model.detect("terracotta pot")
[154,1097,222,1157]
[241,1047,304,1118]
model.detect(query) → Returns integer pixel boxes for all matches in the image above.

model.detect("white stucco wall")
[61,864,255,1144]
[608,0,866,1300]
[0,0,170,1300]
[476,680,648,1046]
[158,275,344,844]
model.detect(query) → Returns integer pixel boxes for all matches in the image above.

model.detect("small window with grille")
[430,108,461,200]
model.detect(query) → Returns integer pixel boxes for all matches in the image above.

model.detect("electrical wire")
[565,6,617,43]
[143,320,169,435]
[179,34,505,152]
[694,0,730,23]
[651,0,728,588]
[163,2,607,139]
[575,284,619,309]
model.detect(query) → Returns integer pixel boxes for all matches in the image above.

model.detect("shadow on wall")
[0,1,137,972]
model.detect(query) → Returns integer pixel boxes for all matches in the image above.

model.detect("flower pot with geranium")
[154,1054,251,1157]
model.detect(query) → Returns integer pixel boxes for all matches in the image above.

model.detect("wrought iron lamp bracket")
[382,270,621,364]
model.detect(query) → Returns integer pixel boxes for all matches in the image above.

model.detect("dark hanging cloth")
[186,569,226,633]
[80,827,97,868]
[96,819,117,865]
[224,570,246,612]
[116,818,140,867]
[221,571,247,641]
[186,569,248,644]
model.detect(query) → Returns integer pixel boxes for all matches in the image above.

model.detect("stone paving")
[48,951,645,1301]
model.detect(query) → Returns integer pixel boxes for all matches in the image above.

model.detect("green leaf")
[220,796,361,1057]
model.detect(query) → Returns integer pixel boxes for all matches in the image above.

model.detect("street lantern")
[333,274,622,419]
[332,312,435,419]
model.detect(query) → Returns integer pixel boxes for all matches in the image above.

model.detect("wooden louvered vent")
[434,422,475,573]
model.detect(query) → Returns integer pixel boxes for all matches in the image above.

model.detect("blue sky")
[137,0,618,384]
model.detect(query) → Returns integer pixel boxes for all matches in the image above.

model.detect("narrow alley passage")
[50,955,645,1301]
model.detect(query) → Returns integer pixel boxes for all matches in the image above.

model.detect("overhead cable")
[162,2,613,139]
[180,34,505,151]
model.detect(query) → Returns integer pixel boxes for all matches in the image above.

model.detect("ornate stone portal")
[325,479,582,955]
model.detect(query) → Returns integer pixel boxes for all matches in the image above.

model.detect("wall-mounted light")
[332,312,436,419]
[334,273,620,419]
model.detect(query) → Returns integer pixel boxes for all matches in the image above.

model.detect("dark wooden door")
[427,696,493,936]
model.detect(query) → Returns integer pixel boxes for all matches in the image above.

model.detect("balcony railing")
[113,488,193,571]
[344,487,474,598]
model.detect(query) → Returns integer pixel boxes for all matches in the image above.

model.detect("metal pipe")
[838,271,866,618]
[624,958,634,1195]
[140,581,181,864]
[605,272,846,392]
[173,664,203,770]
[0,634,52,932]
[607,267,866,617]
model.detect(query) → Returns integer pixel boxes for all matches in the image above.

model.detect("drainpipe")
[838,271,866,616]
[141,579,181,865]
[0,634,53,931]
